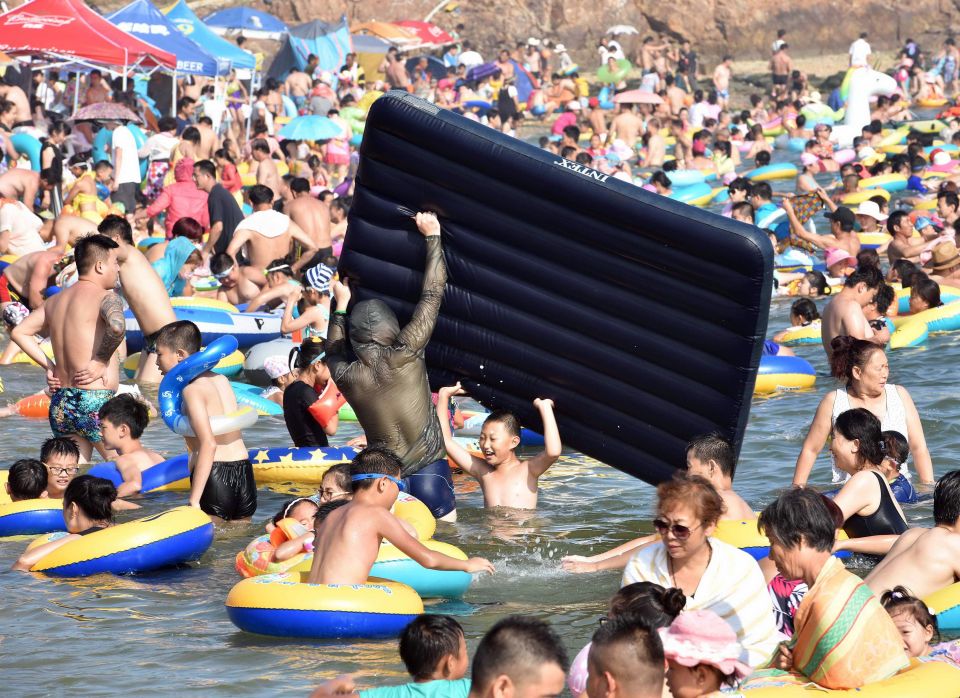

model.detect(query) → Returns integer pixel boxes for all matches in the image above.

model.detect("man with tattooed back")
[12,235,124,461]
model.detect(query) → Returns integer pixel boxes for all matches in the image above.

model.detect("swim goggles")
[213,264,234,280]
[351,473,407,492]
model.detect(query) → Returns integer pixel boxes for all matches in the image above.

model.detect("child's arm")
[436,383,490,478]
[182,384,216,510]
[275,531,313,562]
[280,287,311,333]
[309,676,358,698]
[379,509,494,574]
[111,498,141,511]
[526,398,561,478]
[115,458,142,498]
[12,534,77,571]
[562,534,657,567]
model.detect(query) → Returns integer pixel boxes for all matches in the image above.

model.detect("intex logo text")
[553,158,609,183]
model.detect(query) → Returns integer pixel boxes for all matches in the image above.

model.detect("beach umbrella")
[613,89,663,105]
[466,62,501,81]
[405,55,448,81]
[394,20,454,47]
[204,7,288,39]
[597,59,632,84]
[70,103,141,123]
[278,115,342,141]
[606,25,639,35]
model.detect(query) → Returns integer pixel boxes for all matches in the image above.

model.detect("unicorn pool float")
[829,67,899,148]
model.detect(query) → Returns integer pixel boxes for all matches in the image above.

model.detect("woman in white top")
[793,335,933,485]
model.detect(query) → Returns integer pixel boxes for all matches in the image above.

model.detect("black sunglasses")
[652,518,702,540]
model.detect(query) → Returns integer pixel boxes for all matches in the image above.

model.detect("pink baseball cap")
[800,152,819,167]
[659,610,752,680]
[825,248,857,268]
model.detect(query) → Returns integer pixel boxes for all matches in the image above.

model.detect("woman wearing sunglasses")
[621,473,780,668]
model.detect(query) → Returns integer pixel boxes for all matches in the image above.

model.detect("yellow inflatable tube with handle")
[740,659,960,696]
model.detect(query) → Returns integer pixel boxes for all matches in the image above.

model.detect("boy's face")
[479,421,521,466]
[44,452,80,498]
[99,417,123,450]
[155,345,184,375]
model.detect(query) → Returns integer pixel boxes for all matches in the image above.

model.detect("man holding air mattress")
[326,212,455,520]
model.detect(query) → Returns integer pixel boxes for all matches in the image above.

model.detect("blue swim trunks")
[762,340,781,356]
[49,387,115,443]
[403,458,456,518]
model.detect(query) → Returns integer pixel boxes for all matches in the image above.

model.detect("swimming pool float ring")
[665,170,706,187]
[924,581,960,632]
[125,306,281,353]
[890,299,960,349]
[895,285,960,314]
[858,174,907,193]
[10,133,41,170]
[230,381,283,416]
[878,126,909,147]
[28,506,214,576]
[898,118,946,134]
[925,143,960,156]
[170,296,238,313]
[249,445,359,484]
[858,232,891,250]
[0,499,66,537]
[281,94,298,118]
[916,97,949,108]
[669,182,715,206]
[740,659,960,695]
[158,335,257,437]
[11,339,55,367]
[597,59,631,84]
[124,348,243,379]
[841,188,891,206]
[754,355,816,395]
[746,163,798,181]
[713,518,849,561]
[784,136,808,153]
[833,147,856,164]
[135,236,165,252]
[776,323,822,346]
[226,571,424,638]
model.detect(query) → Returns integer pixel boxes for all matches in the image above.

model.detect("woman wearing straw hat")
[929,240,960,282]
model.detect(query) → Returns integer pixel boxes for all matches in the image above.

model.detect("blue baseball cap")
[915,216,935,230]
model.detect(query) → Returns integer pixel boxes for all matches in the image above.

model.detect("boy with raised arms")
[155,320,256,520]
[98,393,163,497]
[436,383,561,510]
[307,447,494,585]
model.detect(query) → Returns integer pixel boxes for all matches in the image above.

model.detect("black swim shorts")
[772,74,788,86]
[194,458,257,520]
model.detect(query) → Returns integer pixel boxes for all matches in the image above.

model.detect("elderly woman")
[621,473,780,668]
[793,336,933,487]
[745,488,908,690]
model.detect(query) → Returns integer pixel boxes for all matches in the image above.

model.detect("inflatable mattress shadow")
[340,91,773,485]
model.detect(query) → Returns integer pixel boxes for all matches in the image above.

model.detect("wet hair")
[886,210,909,234]
[315,498,348,523]
[210,253,235,277]
[289,336,326,370]
[656,473,725,527]
[588,614,665,692]
[41,436,80,463]
[98,394,149,439]
[155,320,202,355]
[559,145,577,160]
[349,446,402,491]
[290,177,311,194]
[731,201,754,222]
[911,277,942,309]
[650,171,672,189]
[844,264,883,289]
[829,336,885,384]
[791,297,820,323]
[880,587,940,643]
[934,470,960,525]
[180,126,200,145]
[248,185,274,207]
[7,459,47,500]
[752,181,772,201]
[891,259,920,285]
[685,432,735,477]
[755,150,771,167]
[758,487,836,552]
[483,409,520,438]
[172,217,203,241]
[74,234,119,275]
[194,159,217,179]
[399,614,465,680]
[251,139,271,155]
[872,283,895,315]
[834,407,885,468]
[271,497,319,525]
[609,582,686,626]
[98,214,134,246]
[322,462,352,492]
[63,475,117,523]
[471,616,568,691]
[856,248,881,270]
[882,430,909,468]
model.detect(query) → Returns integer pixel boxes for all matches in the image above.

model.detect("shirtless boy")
[286,177,333,265]
[821,264,888,358]
[98,393,163,497]
[0,248,63,309]
[97,215,176,383]
[436,384,561,509]
[782,194,861,257]
[712,55,733,109]
[251,140,280,198]
[155,320,257,520]
[210,253,262,305]
[12,235,124,460]
[866,470,960,599]
[226,185,318,276]
[49,214,97,250]
[307,447,494,585]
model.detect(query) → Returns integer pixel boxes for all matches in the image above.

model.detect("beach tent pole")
[171,70,177,116]
[72,74,79,115]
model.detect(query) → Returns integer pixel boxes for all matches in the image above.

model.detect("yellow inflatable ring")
[741,659,960,695]
[714,519,848,560]
[226,572,424,638]
[923,581,960,632]
[777,323,822,346]
[170,296,238,312]
[393,492,435,540]
[29,506,214,576]
[0,498,65,537]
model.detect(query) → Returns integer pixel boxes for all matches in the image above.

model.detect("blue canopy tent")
[267,17,351,81]
[204,7,288,40]
[108,0,226,76]
[162,0,255,71]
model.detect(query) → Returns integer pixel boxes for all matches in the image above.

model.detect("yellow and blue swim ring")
[754,355,817,395]
[226,572,424,638]
[0,498,66,537]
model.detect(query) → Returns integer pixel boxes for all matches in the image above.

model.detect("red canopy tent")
[394,21,454,49]
[0,0,176,73]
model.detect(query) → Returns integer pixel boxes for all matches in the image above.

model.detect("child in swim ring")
[880,587,950,660]
[12,475,116,571]
[270,497,320,563]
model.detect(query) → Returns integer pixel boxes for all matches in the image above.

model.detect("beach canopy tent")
[0,0,175,73]
[266,17,352,81]
[204,7,288,40]
[394,20,454,49]
[108,0,225,76]
[352,32,390,82]
[162,0,255,71]
[353,21,419,50]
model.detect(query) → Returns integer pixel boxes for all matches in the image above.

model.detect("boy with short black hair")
[5,459,48,500]
[39,436,80,498]
[587,614,665,698]
[307,446,493,584]
[469,616,568,697]
[98,393,163,497]
[685,432,754,519]
[436,384,561,509]
[155,320,256,520]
